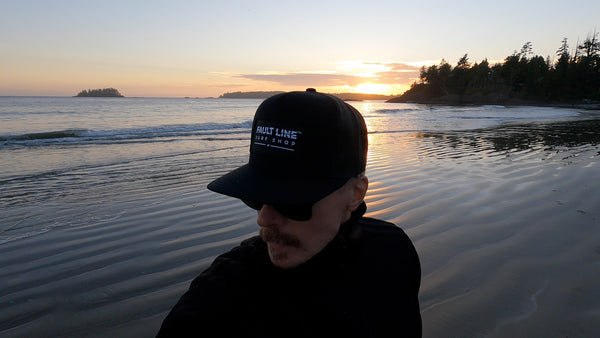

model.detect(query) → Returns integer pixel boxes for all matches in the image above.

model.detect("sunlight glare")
[354,83,390,95]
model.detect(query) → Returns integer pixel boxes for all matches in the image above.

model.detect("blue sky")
[1,0,598,97]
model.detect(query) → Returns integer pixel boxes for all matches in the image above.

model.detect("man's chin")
[267,242,300,269]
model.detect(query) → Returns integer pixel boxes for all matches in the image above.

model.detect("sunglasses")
[242,200,313,221]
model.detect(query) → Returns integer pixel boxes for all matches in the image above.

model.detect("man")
[158,89,421,337]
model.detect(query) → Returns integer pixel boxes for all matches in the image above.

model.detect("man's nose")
[256,204,281,228]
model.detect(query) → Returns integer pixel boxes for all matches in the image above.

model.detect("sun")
[354,83,387,94]
[351,83,395,95]
[336,81,410,97]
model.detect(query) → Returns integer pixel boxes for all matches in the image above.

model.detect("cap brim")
[207,164,349,205]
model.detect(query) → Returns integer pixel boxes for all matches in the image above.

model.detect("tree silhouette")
[394,33,600,104]
[75,88,124,97]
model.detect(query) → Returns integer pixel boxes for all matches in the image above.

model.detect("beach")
[371,118,600,337]
[1,98,599,337]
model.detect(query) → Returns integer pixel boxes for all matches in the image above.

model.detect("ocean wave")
[0,121,252,147]
[1,130,87,141]
[374,108,422,114]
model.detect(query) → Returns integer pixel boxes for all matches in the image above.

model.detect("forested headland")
[219,91,284,99]
[389,33,600,107]
[75,88,124,97]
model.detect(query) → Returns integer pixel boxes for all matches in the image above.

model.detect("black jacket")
[158,203,421,337]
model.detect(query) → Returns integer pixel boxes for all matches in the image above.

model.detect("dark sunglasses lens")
[242,200,312,221]
[273,204,312,221]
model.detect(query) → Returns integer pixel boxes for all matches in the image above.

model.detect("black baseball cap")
[207,88,368,206]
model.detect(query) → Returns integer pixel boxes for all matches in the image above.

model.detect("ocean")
[1,96,599,337]
[1,97,579,244]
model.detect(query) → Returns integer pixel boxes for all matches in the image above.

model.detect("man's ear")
[348,175,368,212]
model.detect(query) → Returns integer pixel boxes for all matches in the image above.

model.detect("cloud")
[360,61,421,72]
[235,73,366,87]
[376,70,420,83]
[233,61,424,91]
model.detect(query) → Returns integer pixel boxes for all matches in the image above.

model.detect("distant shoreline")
[386,93,600,110]
[219,91,394,101]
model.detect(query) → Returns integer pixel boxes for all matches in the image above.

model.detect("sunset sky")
[1,0,599,97]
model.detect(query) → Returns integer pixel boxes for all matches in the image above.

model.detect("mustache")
[260,228,301,248]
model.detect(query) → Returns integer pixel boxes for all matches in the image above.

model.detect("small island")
[75,88,124,97]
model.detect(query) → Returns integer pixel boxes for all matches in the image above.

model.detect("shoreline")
[386,93,600,110]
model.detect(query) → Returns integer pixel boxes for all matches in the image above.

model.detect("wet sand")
[1,116,599,337]
[367,117,600,337]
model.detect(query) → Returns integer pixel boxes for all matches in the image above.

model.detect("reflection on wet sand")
[381,116,600,337]
[415,118,600,159]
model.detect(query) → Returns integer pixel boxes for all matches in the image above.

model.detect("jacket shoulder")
[355,217,422,337]
[355,216,421,291]
[358,217,414,243]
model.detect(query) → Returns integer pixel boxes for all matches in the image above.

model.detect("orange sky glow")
[1,1,598,98]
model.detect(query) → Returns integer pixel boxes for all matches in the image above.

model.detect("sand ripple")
[1,148,258,336]
[1,117,599,336]
[366,118,600,337]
